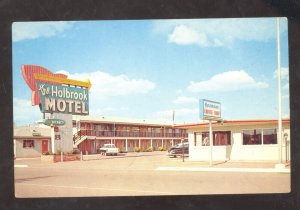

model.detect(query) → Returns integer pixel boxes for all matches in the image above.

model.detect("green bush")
[133,147,140,152]
[42,151,53,155]
[56,148,62,155]
[71,148,80,154]
[146,146,153,152]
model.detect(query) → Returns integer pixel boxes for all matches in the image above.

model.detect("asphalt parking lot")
[14,151,291,197]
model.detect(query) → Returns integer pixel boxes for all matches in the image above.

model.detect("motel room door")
[42,140,48,153]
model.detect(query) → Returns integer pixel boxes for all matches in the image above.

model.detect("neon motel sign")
[22,65,90,115]
[38,82,89,115]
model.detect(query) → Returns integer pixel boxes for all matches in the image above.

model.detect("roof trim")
[173,119,290,128]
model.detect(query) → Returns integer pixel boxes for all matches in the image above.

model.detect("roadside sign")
[199,99,222,121]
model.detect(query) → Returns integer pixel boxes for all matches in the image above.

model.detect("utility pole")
[277,17,283,165]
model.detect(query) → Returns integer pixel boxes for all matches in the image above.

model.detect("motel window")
[23,140,34,148]
[194,132,202,146]
[194,132,209,146]
[167,128,172,134]
[214,131,231,146]
[202,132,210,146]
[263,129,277,144]
[72,121,77,128]
[194,131,231,146]
[242,129,275,145]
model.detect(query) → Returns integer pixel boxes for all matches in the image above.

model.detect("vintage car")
[167,142,189,158]
[97,144,119,156]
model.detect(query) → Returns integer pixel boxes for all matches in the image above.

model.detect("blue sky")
[12,18,289,125]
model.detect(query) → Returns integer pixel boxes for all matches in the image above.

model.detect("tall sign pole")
[277,18,283,164]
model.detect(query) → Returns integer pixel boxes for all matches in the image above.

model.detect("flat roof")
[72,115,175,127]
[174,119,290,128]
[14,125,51,138]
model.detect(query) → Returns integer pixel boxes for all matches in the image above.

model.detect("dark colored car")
[168,142,189,158]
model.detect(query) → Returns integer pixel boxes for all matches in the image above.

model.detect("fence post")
[80,151,83,161]
[61,151,63,162]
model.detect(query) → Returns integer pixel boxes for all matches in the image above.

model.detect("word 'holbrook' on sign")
[49,86,88,101]
[44,98,88,114]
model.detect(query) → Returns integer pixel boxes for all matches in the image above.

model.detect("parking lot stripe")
[16,183,176,195]
[155,167,290,173]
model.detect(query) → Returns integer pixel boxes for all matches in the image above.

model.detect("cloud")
[273,67,289,80]
[57,70,156,98]
[168,25,222,47]
[12,21,74,42]
[273,67,289,90]
[173,96,197,104]
[282,94,289,99]
[153,18,287,47]
[282,84,289,90]
[13,98,42,125]
[187,70,268,92]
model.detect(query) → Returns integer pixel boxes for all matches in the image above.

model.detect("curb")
[155,166,290,173]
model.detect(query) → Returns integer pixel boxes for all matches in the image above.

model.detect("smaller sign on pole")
[199,99,222,167]
[43,119,66,126]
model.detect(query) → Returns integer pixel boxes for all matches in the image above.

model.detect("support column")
[151,139,153,147]
[51,126,55,154]
[139,139,141,149]
[209,120,213,166]
[126,139,128,152]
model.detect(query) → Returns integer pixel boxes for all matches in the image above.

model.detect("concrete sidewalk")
[156,160,291,173]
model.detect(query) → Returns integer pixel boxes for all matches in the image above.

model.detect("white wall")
[188,122,290,161]
[52,113,74,153]
[15,139,43,158]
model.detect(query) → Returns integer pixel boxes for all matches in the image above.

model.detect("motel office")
[175,119,290,162]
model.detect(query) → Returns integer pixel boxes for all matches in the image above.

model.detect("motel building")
[174,119,290,162]
[72,115,188,153]
[13,115,188,158]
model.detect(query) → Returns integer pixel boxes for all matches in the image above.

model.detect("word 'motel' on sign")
[199,99,221,120]
[38,82,89,115]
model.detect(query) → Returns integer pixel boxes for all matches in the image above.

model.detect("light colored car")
[98,144,119,156]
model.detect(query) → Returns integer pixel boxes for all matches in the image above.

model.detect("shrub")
[42,151,53,155]
[71,148,80,154]
[56,148,62,155]
[133,147,140,152]
[157,147,167,151]
[147,146,153,152]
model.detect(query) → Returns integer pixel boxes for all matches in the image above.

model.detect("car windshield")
[175,143,188,148]
[104,144,115,148]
